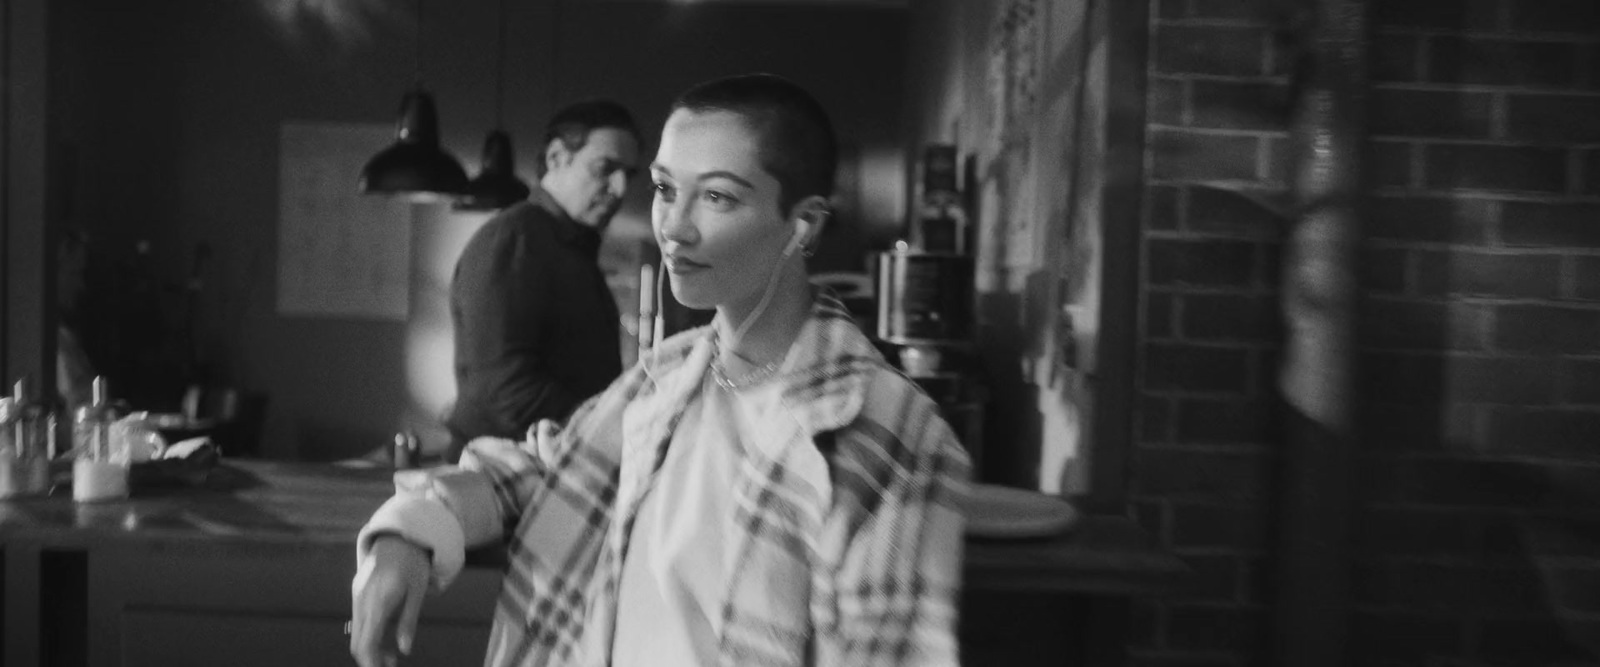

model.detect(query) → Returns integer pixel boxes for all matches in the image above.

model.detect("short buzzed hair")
[540,100,642,176]
[671,74,838,215]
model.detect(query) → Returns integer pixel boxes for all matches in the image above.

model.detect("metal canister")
[874,249,975,345]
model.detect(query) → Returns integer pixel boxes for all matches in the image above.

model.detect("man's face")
[542,127,641,229]
[651,109,795,313]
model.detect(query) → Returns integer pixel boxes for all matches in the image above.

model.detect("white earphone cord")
[727,228,803,355]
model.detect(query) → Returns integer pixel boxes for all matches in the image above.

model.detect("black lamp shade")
[455,129,532,211]
[359,89,469,198]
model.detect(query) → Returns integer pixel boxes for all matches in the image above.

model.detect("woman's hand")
[350,535,431,667]
[533,419,562,464]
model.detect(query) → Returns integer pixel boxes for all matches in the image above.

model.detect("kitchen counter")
[1,460,1185,667]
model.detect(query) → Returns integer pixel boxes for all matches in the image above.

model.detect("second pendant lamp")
[359,0,468,201]
[455,0,531,211]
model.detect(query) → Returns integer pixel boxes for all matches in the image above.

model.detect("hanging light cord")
[552,0,562,106]
[413,0,425,87]
[494,0,508,129]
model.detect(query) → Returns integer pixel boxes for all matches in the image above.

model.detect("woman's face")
[651,109,798,312]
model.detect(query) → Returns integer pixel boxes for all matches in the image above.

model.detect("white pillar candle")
[73,458,128,502]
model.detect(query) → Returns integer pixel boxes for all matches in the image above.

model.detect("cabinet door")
[88,541,501,667]
[121,610,490,667]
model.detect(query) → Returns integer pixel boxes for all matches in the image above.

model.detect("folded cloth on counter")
[129,436,219,488]
[160,436,214,461]
[111,416,167,462]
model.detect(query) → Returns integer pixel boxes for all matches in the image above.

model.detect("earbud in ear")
[782,226,807,256]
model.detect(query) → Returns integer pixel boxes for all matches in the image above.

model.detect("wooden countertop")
[0,460,1186,596]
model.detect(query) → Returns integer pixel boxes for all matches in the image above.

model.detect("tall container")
[875,247,975,346]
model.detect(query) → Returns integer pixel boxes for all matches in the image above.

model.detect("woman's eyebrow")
[648,164,755,190]
[697,170,755,190]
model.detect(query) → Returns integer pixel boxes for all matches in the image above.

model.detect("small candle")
[73,458,128,502]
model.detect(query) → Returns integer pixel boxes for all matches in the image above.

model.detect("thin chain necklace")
[711,355,782,391]
[710,331,783,391]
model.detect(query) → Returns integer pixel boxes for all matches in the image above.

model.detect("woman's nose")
[658,201,698,245]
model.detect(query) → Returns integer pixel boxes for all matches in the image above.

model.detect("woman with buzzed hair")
[352,74,969,667]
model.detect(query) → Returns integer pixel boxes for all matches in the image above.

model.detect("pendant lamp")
[359,0,468,200]
[455,0,531,211]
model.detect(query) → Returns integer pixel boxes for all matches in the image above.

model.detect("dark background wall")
[49,0,908,460]
[1134,0,1600,665]
[904,0,1105,495]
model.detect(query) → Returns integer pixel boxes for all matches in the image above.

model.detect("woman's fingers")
[352,537,432,665]
[350,573,393,665]
[396,578,426,655]
[351,555,381,665]
[350,546,412,666]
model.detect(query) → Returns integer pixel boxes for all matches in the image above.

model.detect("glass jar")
[0,378,54,498]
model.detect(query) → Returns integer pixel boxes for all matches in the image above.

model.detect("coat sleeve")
[354,426,570,591]
[452,217,582,437]
[355,369,636,591]
[814,391,971,666]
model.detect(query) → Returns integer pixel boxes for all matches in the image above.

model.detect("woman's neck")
[714,262,810,375]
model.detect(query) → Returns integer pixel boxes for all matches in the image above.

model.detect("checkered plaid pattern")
[396,290,969,666]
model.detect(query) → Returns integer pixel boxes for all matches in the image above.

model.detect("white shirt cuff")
[356,494,467,590]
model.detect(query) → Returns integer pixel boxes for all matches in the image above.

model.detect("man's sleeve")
[453,221,581,436]
[816,398,972,666]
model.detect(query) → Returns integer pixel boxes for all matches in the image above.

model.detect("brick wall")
[1136,1,1285,664]
[1135,0,1600,665]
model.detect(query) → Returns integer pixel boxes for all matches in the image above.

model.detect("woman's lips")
[665,256,709,274]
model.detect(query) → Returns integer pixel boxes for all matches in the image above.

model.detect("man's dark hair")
[540,100,642,176]
[671,73,838,215]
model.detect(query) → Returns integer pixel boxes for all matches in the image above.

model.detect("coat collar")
[525,185,603,258]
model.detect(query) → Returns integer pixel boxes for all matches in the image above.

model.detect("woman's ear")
[791,195,832,248]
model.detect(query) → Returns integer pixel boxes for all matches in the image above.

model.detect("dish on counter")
[964,483,1080,539]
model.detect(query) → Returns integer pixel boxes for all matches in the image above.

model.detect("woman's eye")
[703,190,736,209]
[652,182,675,201]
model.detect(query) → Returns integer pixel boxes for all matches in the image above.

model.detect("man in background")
[446,100,642,462]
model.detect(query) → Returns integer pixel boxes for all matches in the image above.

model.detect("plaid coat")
[359,291,970,666]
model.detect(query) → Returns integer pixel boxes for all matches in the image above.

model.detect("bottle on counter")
[392,430,420,470]
[911,144,969,255]
[73,377,127,502]
[0,377,55,499]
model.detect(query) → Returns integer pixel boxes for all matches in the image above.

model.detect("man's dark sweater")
[446,188,622,454]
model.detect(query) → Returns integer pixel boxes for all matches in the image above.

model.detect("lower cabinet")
[87,540,500,667]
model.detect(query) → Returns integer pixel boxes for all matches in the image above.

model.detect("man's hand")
[350,535,431,667]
